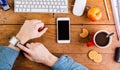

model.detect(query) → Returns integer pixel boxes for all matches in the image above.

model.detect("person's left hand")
[16,20,48,44]
[17,43,58,67]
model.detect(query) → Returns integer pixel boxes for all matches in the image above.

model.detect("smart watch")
[9,36,20,46]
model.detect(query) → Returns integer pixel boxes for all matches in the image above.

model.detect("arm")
[52,55,88,70]
[0,20,47,70]
[0,46,19,70]
[17,43,88,70]
[0,34,27,69]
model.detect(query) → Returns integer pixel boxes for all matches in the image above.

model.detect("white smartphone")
[57,17,70,43]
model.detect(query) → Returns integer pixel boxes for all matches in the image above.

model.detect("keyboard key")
[27,5,30,8]
[23,9,26,12]
[24,5,27,8]
[15,8,19,12]
[53,5,55,8]
[49,9,53,12]
[53,9,57,12]
[35,5,38,8]
[31,5,34,8]
[60,6,67,8]
[46,5,48,8]
[38,5,41,8]
[26,9,30,12]
[15,5,19,8]
[20,5,23,8]
[31,9,49,12]
[29,2,32,4]
[21,2,25,4]
[19,9,22,12]
[15,1,21,4]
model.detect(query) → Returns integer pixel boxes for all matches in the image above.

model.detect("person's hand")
[16,20,48,44]
[17,43,58,67]
[8,20,47,51]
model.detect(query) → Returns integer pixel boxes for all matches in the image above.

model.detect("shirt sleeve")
[0,46,19,70]
[52,55,88,70]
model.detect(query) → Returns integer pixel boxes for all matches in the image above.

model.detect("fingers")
[38,27,48,36]
[31,19,42,23]
[26,43,39,49]
[28,19,46,32]
[35,43,44,47]
[32,20,44,28]
[24,53,33,61]
[38,27,45,32]
[17,43,31,54]
[34,20,45,32]
[37,23,44,30]
[35,42,42,45]
[26,43,32,49]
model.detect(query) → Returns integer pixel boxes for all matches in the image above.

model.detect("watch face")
[9,36,20,46]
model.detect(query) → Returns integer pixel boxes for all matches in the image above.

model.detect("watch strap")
[9,36,20,47]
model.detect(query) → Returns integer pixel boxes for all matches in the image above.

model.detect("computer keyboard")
[111,0,120,40]
[14,0,68,13]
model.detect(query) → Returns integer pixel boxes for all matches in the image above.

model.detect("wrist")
[8,36,22,51]
[44,54,58,67]
[8,33,29,51]
[8,44,20,51]
[16,33,29,44]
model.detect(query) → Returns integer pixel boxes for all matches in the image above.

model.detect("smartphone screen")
[58,21,70,40]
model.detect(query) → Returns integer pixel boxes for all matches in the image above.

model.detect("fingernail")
[45,28,48,30]
[38,26,45,32]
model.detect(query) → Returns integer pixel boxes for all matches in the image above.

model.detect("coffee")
[95,32,110,47]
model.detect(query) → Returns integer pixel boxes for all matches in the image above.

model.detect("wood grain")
[0,25,119,54]
[0,0,119,70]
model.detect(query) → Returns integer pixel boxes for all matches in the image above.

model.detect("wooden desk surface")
[0,0,120,70]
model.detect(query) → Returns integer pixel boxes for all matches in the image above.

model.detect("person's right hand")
[17,43,58,67]
[16,20,48,44]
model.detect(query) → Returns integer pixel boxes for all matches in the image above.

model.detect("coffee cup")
[87,30,112,48]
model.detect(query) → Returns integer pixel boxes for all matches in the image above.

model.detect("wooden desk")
[0,0,120,70]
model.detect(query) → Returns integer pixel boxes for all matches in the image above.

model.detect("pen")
[104,0,110,20]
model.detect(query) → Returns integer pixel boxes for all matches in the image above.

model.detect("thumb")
[17,43,31,54]
[38,27,48,37]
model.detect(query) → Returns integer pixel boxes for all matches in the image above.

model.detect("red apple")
[87,8,102,22]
